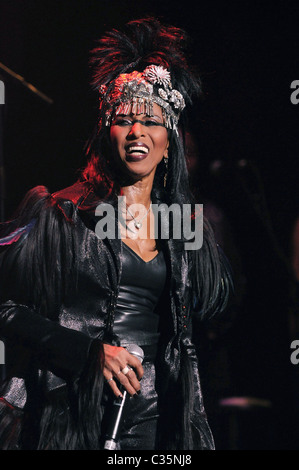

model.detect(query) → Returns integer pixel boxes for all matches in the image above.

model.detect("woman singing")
[0,17,232,450]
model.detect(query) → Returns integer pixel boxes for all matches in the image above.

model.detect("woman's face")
[109,102,169,180]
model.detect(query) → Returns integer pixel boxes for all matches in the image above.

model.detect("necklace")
[126,202,152,230]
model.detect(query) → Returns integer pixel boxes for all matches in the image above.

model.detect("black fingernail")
[136,390,141,395]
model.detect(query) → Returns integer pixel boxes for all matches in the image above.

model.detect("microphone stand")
[0,62,53,222]
[0,62,53,106]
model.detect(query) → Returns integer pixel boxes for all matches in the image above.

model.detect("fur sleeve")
[0,186,106,449]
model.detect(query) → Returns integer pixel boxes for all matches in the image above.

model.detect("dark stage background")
[1,0,299,450]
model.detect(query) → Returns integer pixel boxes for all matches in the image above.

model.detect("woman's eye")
[114,119,132,126]
[144,120,159,126]
[112,119,161,127]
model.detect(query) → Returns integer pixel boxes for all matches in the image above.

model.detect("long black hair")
[81,17,232,319]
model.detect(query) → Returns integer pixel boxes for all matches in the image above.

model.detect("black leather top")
[113,241,167,347]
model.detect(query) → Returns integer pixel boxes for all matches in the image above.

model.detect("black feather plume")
[89,17,202,106]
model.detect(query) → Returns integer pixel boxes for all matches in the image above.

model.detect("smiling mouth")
[125,144,149,161]
[126,145,149,155]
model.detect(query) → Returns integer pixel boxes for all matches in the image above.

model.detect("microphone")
[103,344,144,450]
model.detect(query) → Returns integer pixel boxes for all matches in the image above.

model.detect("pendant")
[134,222,142,230]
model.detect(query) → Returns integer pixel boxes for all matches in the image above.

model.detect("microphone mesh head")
[126,344,144,363]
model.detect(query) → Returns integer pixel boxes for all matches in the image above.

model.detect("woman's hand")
[103,344,144,397]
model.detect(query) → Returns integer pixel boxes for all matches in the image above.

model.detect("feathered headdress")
[89,18,202,134]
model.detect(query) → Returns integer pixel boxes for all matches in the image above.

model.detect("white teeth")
[127,146,149,154]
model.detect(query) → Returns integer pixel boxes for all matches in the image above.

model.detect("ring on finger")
[106,377,114,383]
[121,366,131,375]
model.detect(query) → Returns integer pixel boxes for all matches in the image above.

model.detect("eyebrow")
[114,113,163,121]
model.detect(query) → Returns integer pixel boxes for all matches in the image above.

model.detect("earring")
[163,156,168,188]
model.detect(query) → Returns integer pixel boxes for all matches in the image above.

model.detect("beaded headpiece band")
[98,65,185,134]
